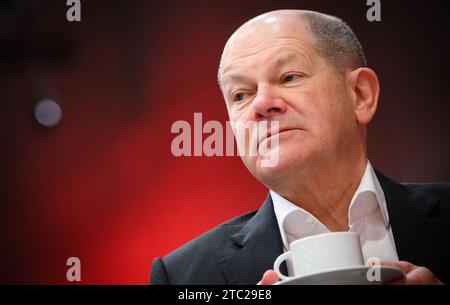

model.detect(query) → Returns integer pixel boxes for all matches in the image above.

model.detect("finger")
[385,277,406,285]
[259,270,279,285]
[384,264,443,285]
[380,261,416,274]
[403,267,442,285]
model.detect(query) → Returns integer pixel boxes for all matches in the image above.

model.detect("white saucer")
[274,265,405,285]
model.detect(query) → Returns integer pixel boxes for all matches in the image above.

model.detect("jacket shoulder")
[152,209,258,284]
[403,182,450,201]
[168,210,255,256]
[402,181,450,218]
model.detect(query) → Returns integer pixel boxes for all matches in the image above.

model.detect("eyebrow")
[221,73,249,85]
[273,52,299,69]
[221,52,302,86]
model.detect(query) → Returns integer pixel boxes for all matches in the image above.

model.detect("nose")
[251,85,287,120]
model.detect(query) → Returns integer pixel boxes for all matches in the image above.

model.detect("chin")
[250,148,311,185]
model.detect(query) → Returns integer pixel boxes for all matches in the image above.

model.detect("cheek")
[316,87,355,144]
[228,103,251,122]
[295,82,351,143]
[284,88,316,120]
[287,88,326,133]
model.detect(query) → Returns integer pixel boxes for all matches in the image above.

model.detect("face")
[219,15,359,187]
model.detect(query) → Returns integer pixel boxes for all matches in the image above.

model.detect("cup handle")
[273,251,292,281]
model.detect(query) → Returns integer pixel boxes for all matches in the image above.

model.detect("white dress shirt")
[271,161,399,275]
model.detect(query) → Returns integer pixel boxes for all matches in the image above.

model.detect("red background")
[0,0,449,284]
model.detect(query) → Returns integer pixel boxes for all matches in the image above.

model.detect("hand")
[256,269,279,285]
[381,261,444,285]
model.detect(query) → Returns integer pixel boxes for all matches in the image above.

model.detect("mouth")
[257,127,300,148]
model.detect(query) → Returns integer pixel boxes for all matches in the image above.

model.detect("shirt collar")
[271,161,390,250]
[348,161,390,227]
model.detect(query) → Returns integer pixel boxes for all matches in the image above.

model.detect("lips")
[258,127,299,148]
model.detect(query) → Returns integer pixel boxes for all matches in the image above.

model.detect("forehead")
[219,18,317,80]
[221,49,309,85]
[222,42,314,78]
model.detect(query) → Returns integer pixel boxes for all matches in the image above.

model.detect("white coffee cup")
[273,232,364,280]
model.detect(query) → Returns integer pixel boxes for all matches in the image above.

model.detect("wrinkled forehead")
[219,14,314,78]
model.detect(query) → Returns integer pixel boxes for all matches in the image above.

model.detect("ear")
[346,68,380,125]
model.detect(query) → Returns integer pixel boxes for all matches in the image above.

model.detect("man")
[151,10,449,285]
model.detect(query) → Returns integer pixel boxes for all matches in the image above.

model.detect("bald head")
[219,10,366,86]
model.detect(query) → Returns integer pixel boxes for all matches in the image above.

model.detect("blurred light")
[34,98,62,127]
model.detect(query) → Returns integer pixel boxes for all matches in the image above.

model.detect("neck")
[272,152,367,232]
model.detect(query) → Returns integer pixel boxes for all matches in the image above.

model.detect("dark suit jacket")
[150,172,450,284]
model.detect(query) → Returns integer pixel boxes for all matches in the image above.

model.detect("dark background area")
[0,0,449,284]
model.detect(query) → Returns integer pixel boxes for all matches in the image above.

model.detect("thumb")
[257,270,279,285]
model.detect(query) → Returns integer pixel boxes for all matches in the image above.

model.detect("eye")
[281,74,301,83]
[232,92,247,102]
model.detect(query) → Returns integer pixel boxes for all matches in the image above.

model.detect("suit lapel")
[377,172,450,265]
[219,195,285,284]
